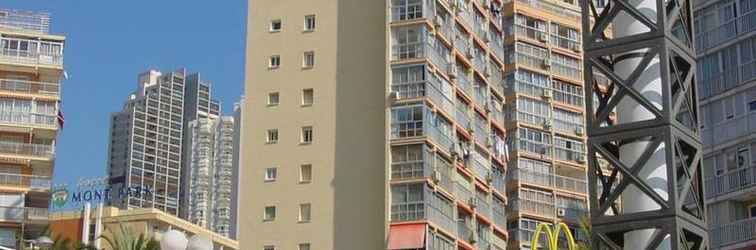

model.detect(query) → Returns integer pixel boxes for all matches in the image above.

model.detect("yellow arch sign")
[530,222,577,250]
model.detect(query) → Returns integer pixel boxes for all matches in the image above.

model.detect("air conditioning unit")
[557,208,566,217]
[448,64,459,78]
[389,91,400,99]
[538,33,548,42]
[577,155,587,163]
[468,197,479,208]
[432,169,442,183]
[542,89,552,99]
[541,59,551,69]
[543,120,552,130]
[575,127,585,136]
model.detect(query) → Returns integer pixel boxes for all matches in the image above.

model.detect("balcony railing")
[0,173,52,190]
[509,198,555,218]
[0,49,63,67]
[457,220,474,243]
[492,171,506,195]
[0,112,57,128]
[555,175,587,194]
[473,117,488,145]
[0,141,54,158]
[0,206,48,223]
[551,60,582,81]
[550,34,581,52]
[514,24,549,43]
[454,181,473,204]
[392,77,454,116]
[0,79,60,96]
[705,165,756,200]
[493,206,506,228]
[710,217,756,248]
[470,152,491,180]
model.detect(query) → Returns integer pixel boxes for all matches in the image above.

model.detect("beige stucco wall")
[240,0,387,249]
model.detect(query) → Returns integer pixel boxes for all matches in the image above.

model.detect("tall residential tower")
[240,0,588,249]
[694,0,756,248]
[0,9,64,249]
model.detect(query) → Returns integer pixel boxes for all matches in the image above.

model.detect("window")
[264,206,276,221]
[300,164,312,183]
[390,183,425,221]
[750,205,756,218]
[266,129,279,144]
[750,100,756,111]
[268,92,280,106]
[264,246,275,250]
[269,55,281,69]
[270,20,282,32]
[302,89,314,106]
[304,15,316,31]
[299,203,311,222]
[301,126,313,144]
[298,243,311,250]
[265,168,277,181]
[303,51,315,68]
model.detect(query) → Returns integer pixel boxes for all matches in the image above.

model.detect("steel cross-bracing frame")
[580,0,708,247]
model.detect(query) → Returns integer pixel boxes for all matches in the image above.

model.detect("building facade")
[0,9,64,249]
[184,116,235,238]
[694,0,756,248]
[241,0,588,249]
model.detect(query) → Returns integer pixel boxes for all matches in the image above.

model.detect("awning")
[387,224,426,250]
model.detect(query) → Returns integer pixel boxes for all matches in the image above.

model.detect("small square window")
[265,168,277,181]
[269,55,281,69]
[299,243,311,250]
[268,92,280,106]
[303,51,315,68]
[270,20,282,32]
[749,100,756,111]
[301,126,313,144]
[266,129,279,144]
[264,206,276,221]
[299,203,311,222]
[304,15,316,31]
[264,246,275,250]
[300,164,312,183]
[302,89,314,106]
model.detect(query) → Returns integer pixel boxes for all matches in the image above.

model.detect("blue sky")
[4,1,247,187]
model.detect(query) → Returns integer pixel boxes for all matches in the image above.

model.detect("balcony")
[695,19,737,53]
[514,24,549,43]
[514,0,581,22]
[509,198,555,218]
[455,104,472,130]
[0,49,62,67]
[491,170,506,195]
[0,173,51,190]
[392,39,449,72]
[454,181,474,204]
[0,141,54,159]
[0,206,48,223]
[456,67,473,95]
[392,74,454,116]
[391,148,454,192]
[551,55,582,81]
[0,79,60,97]
[472,83,488,109]
[558,206,588,222]
[469,151,491,180]
[457,220,474,243]
[555,175,587,194]
[472,116,488,145]
[0,112,57,129]
[710,218,756,249]
[705,165,756,200]
[475,194,491,218]
[550,33,581,52]
[698,67,739,100]
[493,205,506,229]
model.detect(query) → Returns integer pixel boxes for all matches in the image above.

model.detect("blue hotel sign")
[51,177,154,208]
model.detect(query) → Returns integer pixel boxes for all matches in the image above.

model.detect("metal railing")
[493,206,506,228]
[514,24,549,42]
[0,206,48,223]
[710,217,756,248]
[509,198,556,218]
[0,173,51,190]
[427,200,456,234]
[699,67,739,99]
[0,49,63,66]
[550,34,581,52]
[454,181,473,204]
[428,124,454,152]
[0,112,57,128]
[476,194,492,218]
[555,175,587,194]
[0,79,60,96]
[695,19,737,53]
[0,141,54,158]
[473,116,488,145]
[457,220,474,243]
[705,165,756,200]
[470,152,491,180]
[551,58,582,81]
[0,9,50,34]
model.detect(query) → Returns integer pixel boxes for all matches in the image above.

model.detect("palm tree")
[99,224,160,250]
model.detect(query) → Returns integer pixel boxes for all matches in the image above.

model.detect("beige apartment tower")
[0,9,64,249]
[241,0,587,249]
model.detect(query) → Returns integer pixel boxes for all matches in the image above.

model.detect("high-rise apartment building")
[0,9,64,248]
[108,69,188,216]
[694,0,756,248]
[184,116,235,238]
[241,0,588,249]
